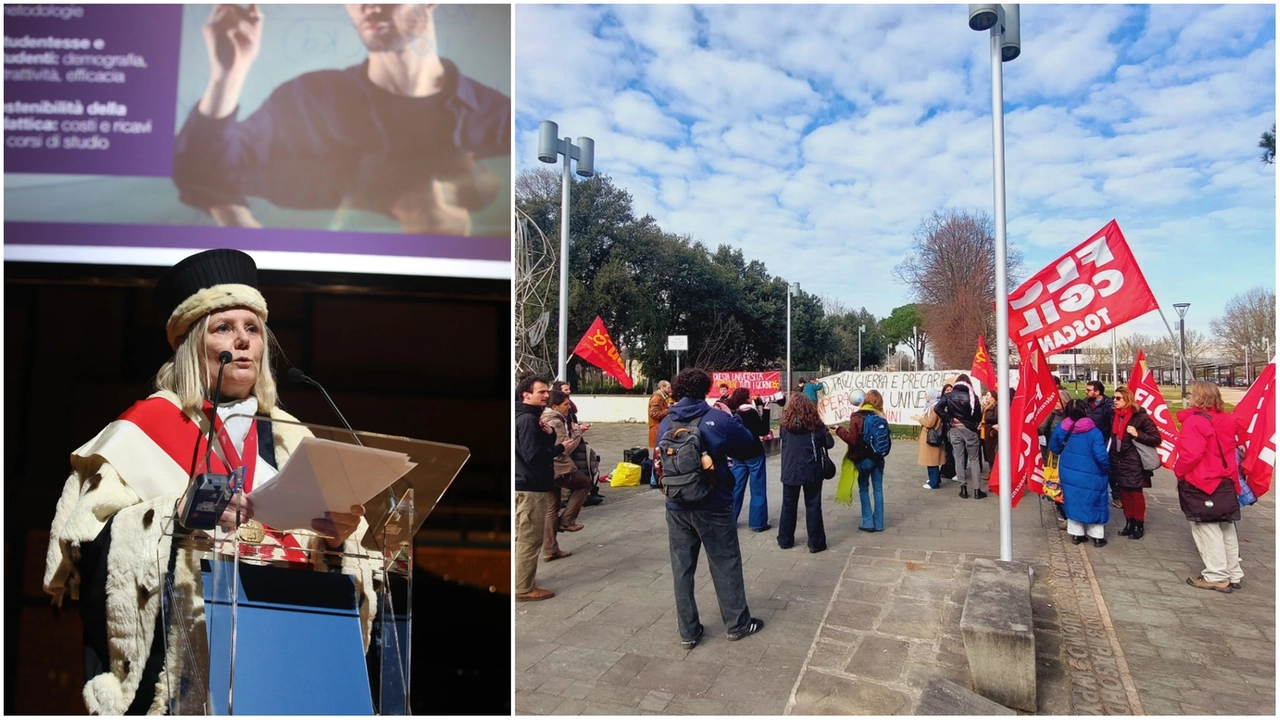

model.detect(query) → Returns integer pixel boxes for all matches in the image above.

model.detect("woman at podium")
[42,249,369,715]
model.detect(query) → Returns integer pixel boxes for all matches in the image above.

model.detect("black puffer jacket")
[1108,407,1161,489]
[938,382,982,432]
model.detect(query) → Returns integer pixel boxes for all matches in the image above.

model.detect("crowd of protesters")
[514,364,1257,636]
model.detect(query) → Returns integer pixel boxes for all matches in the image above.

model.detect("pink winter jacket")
[1173,407,1240,496]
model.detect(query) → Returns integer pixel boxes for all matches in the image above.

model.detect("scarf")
[1111,406,1134,444]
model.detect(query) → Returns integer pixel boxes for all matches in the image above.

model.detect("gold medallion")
[238,519,266,544]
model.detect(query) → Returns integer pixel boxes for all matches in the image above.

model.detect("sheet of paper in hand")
[247,437,417,532]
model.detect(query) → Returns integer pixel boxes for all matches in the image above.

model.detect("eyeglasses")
[1113,396,1123,400]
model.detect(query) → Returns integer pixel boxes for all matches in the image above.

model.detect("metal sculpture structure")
[515,207,556,377]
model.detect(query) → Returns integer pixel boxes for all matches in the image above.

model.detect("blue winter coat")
[1049,418,1111,525]
[658,397,757,511]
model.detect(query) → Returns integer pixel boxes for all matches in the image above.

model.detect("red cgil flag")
[572,316,634,389]
[1008,220,1159,355]
[1127,350,1179,470]
[970,335,998,392]
[1233,362,1275,498]
[988,346,1057,506]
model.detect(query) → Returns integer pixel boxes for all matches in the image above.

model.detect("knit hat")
[155,249,268,350]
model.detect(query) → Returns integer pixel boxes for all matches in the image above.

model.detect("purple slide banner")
[3,4,184,176]
[3,221,510,262]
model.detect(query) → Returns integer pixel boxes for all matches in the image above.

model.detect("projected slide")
[3,4,510,278]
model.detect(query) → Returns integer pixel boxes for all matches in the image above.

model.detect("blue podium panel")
[203,559,373,715]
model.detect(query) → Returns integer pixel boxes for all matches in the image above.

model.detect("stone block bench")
[959,558,1036,712]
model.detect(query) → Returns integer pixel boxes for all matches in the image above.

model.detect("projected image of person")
[173,3,510,236]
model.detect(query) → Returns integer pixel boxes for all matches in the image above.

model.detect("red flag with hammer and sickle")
[572,316,634,389]
[971,335,997,392]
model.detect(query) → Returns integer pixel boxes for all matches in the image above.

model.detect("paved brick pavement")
[515,422,1275,715]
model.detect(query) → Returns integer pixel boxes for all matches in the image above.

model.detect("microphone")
[288,367,363,447]
[179,351,236,529]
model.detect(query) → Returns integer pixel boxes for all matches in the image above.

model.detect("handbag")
[1134,439,1162,472]
[926,422,944,448]
[813,432,836,480]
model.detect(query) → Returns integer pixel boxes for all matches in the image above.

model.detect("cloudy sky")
[514,4,1276,349]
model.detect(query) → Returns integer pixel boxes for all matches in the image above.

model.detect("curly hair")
[515,374,548,402]
[671,368,711,401]
[781,393,823,432]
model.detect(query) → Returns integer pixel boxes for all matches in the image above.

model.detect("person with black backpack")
[836,389,893,532]
[655,369,765,649]
[938,374,987,500]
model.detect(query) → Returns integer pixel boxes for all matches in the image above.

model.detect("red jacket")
[1173,407,1240,496]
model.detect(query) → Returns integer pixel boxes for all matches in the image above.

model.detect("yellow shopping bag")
[610,462,642,487]
[835,456,858,506]
[1042,453,1064,504]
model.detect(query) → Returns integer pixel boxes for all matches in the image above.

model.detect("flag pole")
[1111,329,1118,386]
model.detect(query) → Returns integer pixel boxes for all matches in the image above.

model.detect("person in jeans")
[938,373,986,499]
[912,388,946,489]
[777,394,830,552]
[1174,381,1244,593]
[657,369,764,648]
[541,390,591,561]
[727,387,771,531]
[836,389,889,531]
[514,376,577,601]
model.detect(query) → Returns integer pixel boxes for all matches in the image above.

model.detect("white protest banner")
[812,370,985,427]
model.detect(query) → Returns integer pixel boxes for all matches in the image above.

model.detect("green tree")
[880,304,927,369]
[1260,123,1275,165]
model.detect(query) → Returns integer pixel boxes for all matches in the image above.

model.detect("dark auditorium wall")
[4,262,512,715]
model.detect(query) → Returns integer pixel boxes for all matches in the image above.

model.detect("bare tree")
[1210,286,1277,363]
[893,209,1024,369]
[515,167,563,203]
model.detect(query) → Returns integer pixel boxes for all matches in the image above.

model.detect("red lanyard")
[201,401,259,492]
[202,402,306,561]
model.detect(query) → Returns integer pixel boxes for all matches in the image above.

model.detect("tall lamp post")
[1173,303,1190,404]
[537,120,596,383]
[968,3,1021,563]
[913,325,919,371]
[787,282,799,393]
[858,324,865,372]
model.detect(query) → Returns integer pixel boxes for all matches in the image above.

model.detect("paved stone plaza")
[515,423,1275,715]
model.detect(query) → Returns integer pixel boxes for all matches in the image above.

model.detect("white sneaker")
[923,483,935,489]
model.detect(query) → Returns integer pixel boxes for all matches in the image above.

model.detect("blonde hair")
[1186,380,1223,413]
[863,389,885,417]
[154,311,279,414]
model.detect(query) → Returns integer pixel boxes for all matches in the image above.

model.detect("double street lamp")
[1173,302,1190,404]
[537,120,596,382]
[968,3,1020,563]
